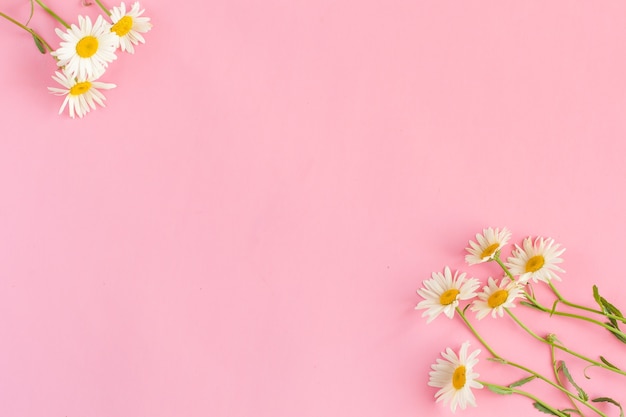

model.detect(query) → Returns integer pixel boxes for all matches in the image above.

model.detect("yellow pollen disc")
[111,16,134,36]
[488,289,509,308]
[76,36,99,58]
[439,289,460,306]
[452,365,466,390]
[525,255,545,273]
[480,243,500,259]
[69,81,92,96]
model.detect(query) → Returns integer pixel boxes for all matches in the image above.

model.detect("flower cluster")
[416,227,626,416]
[1,0,152,118]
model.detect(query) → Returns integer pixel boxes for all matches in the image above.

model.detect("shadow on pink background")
[1,1,625,416]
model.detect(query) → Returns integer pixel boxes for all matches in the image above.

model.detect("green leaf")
[561,409,582,416]
[520,300,542,311]
[593,285,602,306]
[601,297,624,318]
[550,299,560,317]
[486,357,508,364]
[592,397,625,417]
[559,361,588,401]
[599,356,621,370]
[593,286,626,343]
[533,402,563,416]
[485,383,513,395]
[509,375,536,388]
[605,323,626,343]
[32,34,46,54]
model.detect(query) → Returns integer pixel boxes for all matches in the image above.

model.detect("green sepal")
[592,397,624,417]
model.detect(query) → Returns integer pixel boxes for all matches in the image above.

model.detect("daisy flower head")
[48,70,116,119]
[416,267,480,324]
[429,341,483,413]
[52,15,118,80]
[507,237,565,284]
[109,2,153,53]
[471,277,525,320]
[465,227,512,265]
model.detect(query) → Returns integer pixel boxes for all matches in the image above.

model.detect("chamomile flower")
[429,341,483,413]
[507,237,565,284]
[471,277,525,320]
[109,2,152,53]
[416,267,479,324]
[52,15,118,80]
[48,70,116,119]
[465,227,512,265]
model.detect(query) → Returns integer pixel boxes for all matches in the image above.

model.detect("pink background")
[1,0,626,416]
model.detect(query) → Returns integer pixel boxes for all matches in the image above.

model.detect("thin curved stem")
[0,10,54,52]
[34,0,70,28]
[506,308,626,377]
[456,307,607,416]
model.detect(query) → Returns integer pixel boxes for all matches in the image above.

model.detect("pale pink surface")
[1,1,626,416]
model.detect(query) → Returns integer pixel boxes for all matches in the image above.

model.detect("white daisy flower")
[471,277,525,320]
[429,341,483,413]
[416,267,480,324]
[52,15,118,80]
[465,227,512,265]
[48,70,116,119]
[507,237,565,284]
[109,2,152,54]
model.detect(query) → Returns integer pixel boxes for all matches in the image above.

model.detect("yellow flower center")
[525,255,545,273]
[69,81,92,96]
[439,289,460,306]
[452,365,466,390]
[111,16,134,36]
[76,36,99,58]
[480,243,500,259]
[488,289,509,308]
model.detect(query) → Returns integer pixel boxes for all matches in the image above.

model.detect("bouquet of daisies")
[1,0,152,118]
[416,228,625,416]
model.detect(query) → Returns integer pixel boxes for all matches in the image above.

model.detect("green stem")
[92,0,111,16]
[0,10,54,52]
[494,252,516,280]
[506,308,626,377]
[479,380,569,417]
[523,293,626,340]
[456,307,607,416]
[455,307,500,358]
[34,0,70,28]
